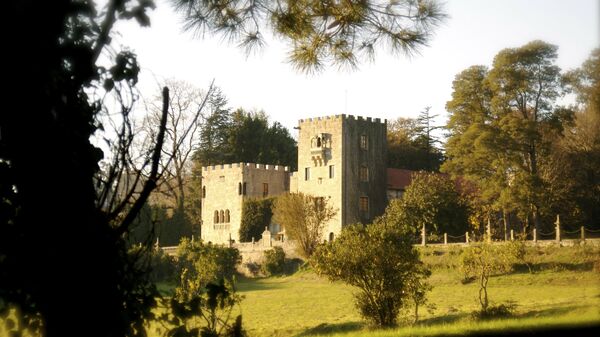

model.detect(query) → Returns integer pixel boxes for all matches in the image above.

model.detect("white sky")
[111,0,599,133]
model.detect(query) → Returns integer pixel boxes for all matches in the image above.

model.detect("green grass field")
[148,244,600,337]
[3,245,600,337]
[229,267,599,337]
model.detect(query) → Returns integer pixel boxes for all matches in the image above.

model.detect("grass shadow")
[512,262,593,274]
[295,321,364,336]
[236,277,285,292]
[417,312,468,326]
[516,304,585,319]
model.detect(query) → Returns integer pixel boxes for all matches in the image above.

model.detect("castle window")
[329,232,334,242]
[214,210,219,223]
[316,137,322,147]
[225,210,230,223]
[329,165,334,179]
[263,183,269,197]
[305,167,310,180]
[238,182,242,195]
[359,197,369,213]
[243,182,247,195]
[219,210,224,223]
[314,197,325,211]
[360,166,369,182]
[202,186,206,198]
[360,135,368,150]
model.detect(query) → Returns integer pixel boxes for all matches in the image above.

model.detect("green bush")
[175,238,241,301]
[471,303,516,320]
[311,223,431,327]
[262,247,286,276]
[239,198,274,242]
[128,245,176,283]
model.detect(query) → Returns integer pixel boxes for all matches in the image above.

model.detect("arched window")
[316,137,322,147]
[225,210,230,223]
[202,186,206,198]
[329,232,334,242]
[238,182,242,195]
[214,210,219,223]
[219,210,225,223]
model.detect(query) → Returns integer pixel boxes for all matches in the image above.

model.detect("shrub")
[471,303,516,320]
[239,198,273,242]
[262,247,286,276]
[311,223,431,327]
[175,238,241,301]
[460,242,521,313]
[128,245,176,283]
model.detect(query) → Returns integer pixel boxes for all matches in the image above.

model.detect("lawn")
[3,245,599,337]
[229,245,600,337]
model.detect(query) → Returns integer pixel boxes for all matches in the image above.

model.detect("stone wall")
[296,114,387,240]
[201,163,289,244]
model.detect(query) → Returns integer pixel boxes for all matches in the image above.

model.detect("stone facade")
[200,114,387,244]
[200,163,289,243]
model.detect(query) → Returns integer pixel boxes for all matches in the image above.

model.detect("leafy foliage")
[128,245,176,283]
[162,279,246,337]
[379,172,469,236]
[175,238,241,302]
[1,1,160,335]
[311,223,431,327]
[272,193,337,258]
[195,109,297,170]
[387,113,444,172]
[239,198,274,243]
[262,247,286,276]
[460,242,523,313]
[172,0,447,72]
[443,40,573,232]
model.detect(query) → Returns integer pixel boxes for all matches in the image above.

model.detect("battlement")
[202,162,290,173]
[299,114,386,125]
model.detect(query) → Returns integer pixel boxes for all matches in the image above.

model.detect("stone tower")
[294,115,387,240]
[200,163,289,244]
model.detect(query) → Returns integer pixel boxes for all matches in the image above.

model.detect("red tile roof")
[387,168,414,190]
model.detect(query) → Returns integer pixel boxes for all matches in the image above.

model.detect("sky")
[111,0,599,134]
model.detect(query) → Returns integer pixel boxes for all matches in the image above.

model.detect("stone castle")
[201,114,392,244]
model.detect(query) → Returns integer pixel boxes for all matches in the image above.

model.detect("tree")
[239,198,274,243]
[140,79,215,244]
[549,48,600,230]
[460,242,522,316]
[381,172,469,237]
[443,41,571,233]
[1,1,160,336]
[195,87,233,166]
[195,108,298,170]
[414,107,444,171]
[172,0,447,72]
[311,223,431,327]
[272,193,337,258]
[387,117,442,171]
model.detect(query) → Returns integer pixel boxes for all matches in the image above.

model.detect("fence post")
[444,233,448,245]
[466,232,469,244]
[581,226,585,241]
[510,229,514,241]
[533,228,537,243]
[555,214,561,243]
[486,217,492,243]
[154,237,160,251]
[421,224,426,246]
